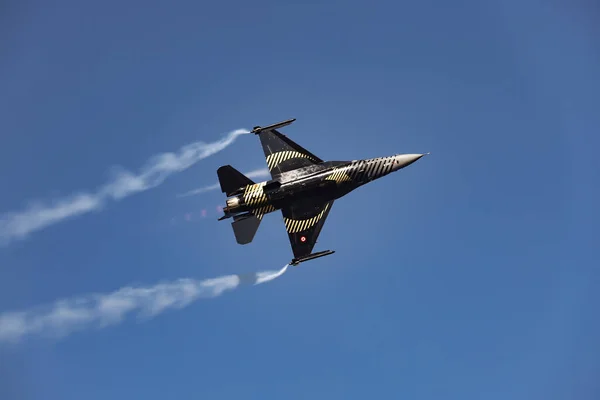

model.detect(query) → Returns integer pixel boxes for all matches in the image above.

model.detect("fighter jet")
[217,118,427,266]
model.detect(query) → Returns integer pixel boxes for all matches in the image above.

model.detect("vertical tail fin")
[217,165,255,196]
[231,213,261,244]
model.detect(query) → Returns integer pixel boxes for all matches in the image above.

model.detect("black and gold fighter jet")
[217,118,427,266]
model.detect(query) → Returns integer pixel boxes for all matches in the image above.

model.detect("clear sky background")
[1,0,598,399]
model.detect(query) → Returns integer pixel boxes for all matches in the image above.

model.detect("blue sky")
[1,0,598,399]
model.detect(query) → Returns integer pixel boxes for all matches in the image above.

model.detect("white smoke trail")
[176,168,271,198]
[0,264,288,344]
[253,265,289,284]
[0,128,249,245]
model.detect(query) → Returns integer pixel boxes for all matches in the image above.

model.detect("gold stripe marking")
[284,203,331,233]
[266,151,318,171]
[243,182,268,206]
[254,204,275,220]
[325,168,352,184]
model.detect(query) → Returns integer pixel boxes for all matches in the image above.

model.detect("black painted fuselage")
[216,118,427,266]
[221,154,422,220]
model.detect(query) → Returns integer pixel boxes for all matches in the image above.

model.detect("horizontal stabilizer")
[231,213,261,245]
[217,165,255,196]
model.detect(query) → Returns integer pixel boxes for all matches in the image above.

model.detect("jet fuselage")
[221,153,424,219]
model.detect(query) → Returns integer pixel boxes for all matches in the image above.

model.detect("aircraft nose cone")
[394,153,427,170]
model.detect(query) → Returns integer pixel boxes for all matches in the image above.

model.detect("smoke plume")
[176,168,271,198]
[0,128,248,245]
[0,264,288,344]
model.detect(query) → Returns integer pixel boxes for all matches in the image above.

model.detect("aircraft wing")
[252,119,323,180]
[280,200,334,260]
